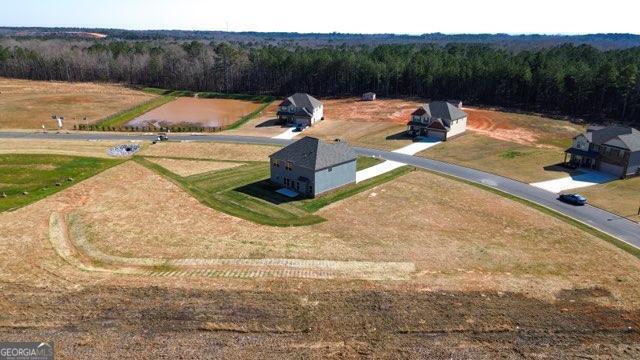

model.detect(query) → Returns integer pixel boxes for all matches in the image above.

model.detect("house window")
[285,161,292,171]
[272,160,279,167]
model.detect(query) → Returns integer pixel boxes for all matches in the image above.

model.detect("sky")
[1,0,639,35]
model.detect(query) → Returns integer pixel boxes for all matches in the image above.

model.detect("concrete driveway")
[356,137,441,183]
[272,127,299,140]
[530,169,618,193]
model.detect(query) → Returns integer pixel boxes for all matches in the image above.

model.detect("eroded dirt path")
[50,212,416,281]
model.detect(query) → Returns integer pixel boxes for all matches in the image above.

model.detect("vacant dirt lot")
[322,98,422,124]
[0,77,155,129]
[1,155,640,356]
[127,97,262,128]
[465,108,584,148]
[145,157,243,177]
[138,141,279,161]
[226,98,420,146]
[302,98,421,148]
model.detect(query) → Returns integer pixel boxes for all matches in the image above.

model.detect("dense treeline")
[3,28,640,48]
[1,39,639,124]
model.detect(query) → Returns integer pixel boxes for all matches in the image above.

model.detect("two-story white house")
[406,101,467,141]
[276,93,324,128]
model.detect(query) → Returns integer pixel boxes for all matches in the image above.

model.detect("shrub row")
[74,124,222,133]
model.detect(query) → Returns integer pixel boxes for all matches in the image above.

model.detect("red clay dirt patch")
[464,108,585,148]
[259,97,422,124]
[322,98,423,124]
[465,108,545,147]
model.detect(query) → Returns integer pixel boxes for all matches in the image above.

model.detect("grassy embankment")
[0,154,122,212]
[135,155,407,226]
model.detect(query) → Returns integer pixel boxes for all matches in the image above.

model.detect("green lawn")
[0,154,122,212]
[356,156,384,170]
[135,156,410,226]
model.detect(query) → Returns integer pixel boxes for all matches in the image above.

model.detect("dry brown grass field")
[138,141,279,161]
[0,77,155,129]
[1,155,640,357]
[144,157,244,177]
[0,139,139,158]
[60,162,640,302]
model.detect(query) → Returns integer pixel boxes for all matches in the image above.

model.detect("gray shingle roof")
[269,136,357,170]
[586,126,640,151]
[414,101,467,122]
[279,93,322,113]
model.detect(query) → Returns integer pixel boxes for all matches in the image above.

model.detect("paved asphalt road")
[2,131,639,248]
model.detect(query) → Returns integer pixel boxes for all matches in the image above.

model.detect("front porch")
[564,148,599,169]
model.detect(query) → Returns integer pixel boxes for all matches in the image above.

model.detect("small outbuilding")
[269,136,357,197]
[362,92,376,101]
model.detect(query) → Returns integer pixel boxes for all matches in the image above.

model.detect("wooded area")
[0,39,639,125]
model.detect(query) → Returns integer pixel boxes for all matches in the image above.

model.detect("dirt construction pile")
[106,143,141,157]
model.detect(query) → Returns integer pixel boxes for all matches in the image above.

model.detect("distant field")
[0,154,120,211]
[0,77,155,129]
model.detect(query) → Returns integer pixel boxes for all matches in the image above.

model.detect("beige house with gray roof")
[276,93,324,128]
[407,101,468,140]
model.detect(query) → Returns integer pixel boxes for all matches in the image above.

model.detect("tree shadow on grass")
[255,118,282,128]
[543,163,583,177]
[235,179,300,205]
[385,131,414,142]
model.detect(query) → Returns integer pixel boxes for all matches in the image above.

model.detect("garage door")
[427,130,446,140]
[599,162,624,178]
